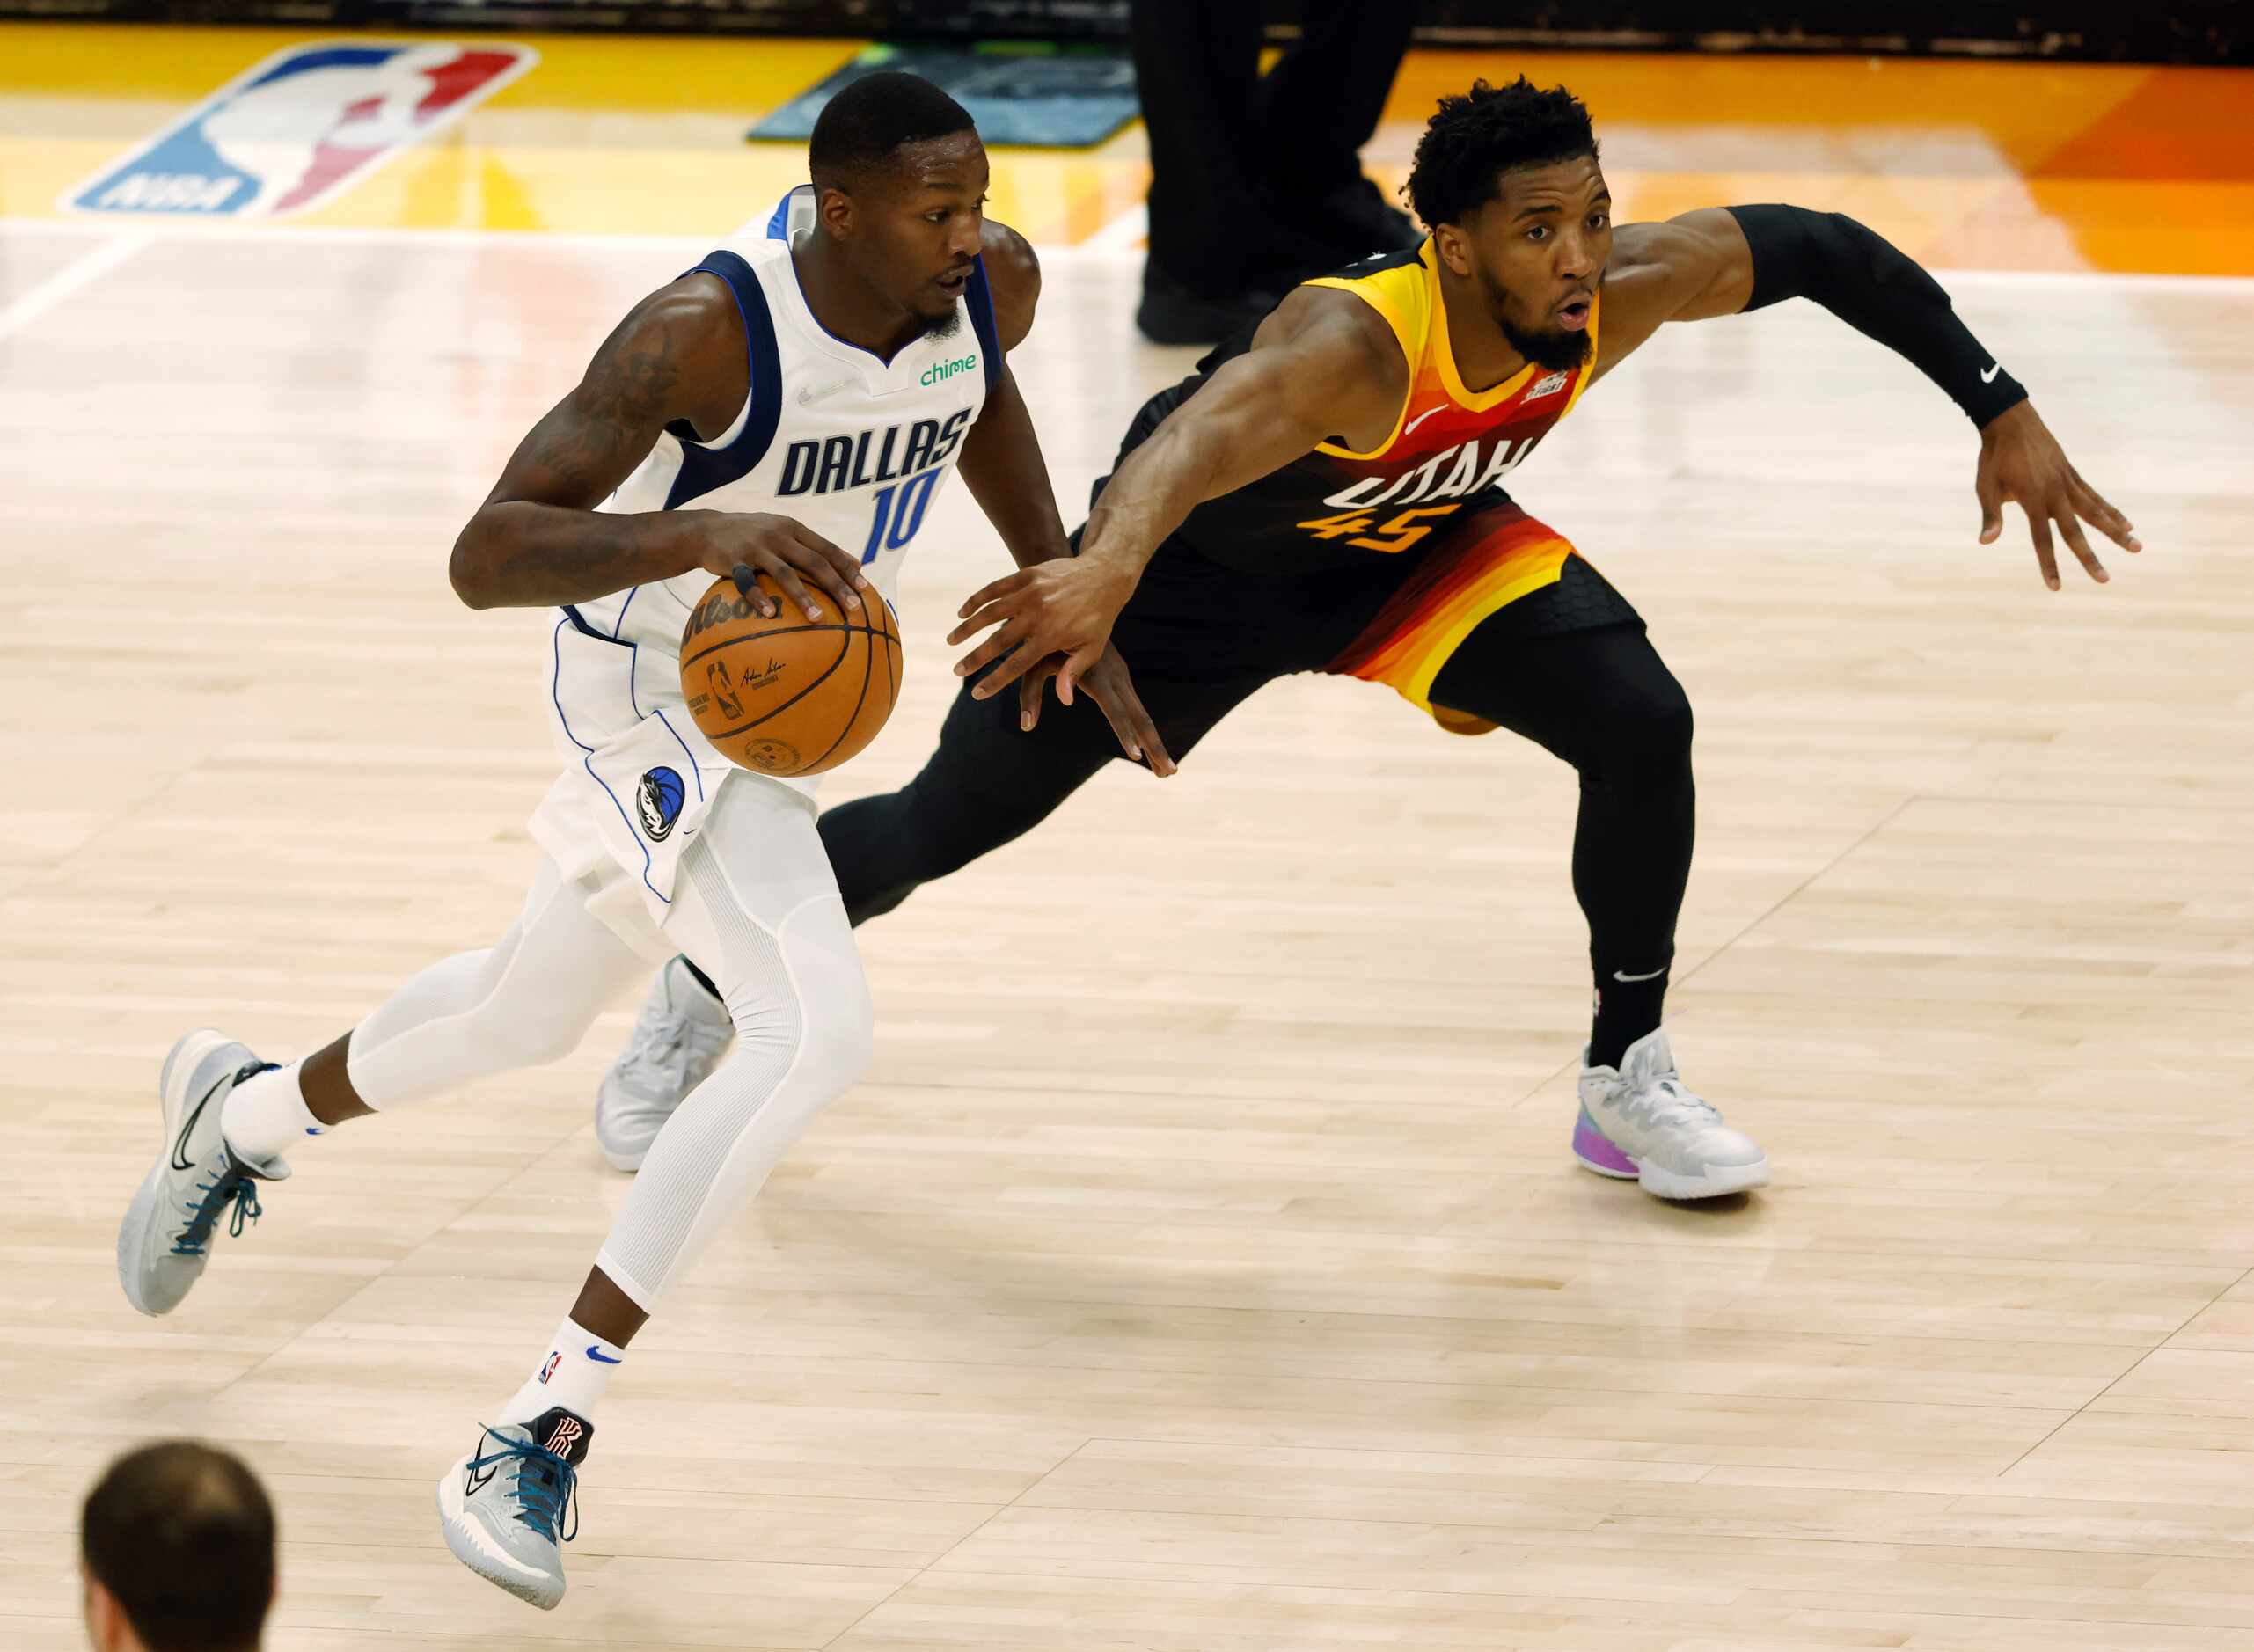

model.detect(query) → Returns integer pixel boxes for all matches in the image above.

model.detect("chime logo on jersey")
[65,40,536,220]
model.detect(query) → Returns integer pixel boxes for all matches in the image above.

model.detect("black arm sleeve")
[1726,203,2029,428]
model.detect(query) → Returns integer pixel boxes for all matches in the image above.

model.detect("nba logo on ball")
[637,768,685,842]
[65,40,535,220]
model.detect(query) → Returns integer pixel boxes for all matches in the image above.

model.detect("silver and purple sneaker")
[1574,1027,1768,1200]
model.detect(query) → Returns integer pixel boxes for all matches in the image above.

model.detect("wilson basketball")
[678,574,901,778]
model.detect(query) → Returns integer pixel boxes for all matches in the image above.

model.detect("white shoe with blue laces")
[436,1406,591,1611]
[117,1029,289,1317]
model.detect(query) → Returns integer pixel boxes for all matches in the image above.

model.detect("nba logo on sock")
[66,41,535,220]
[538,1350,562,1385]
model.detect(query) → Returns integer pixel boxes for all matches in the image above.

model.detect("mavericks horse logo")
[637,767,685,841]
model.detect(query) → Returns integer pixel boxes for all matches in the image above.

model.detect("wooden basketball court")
[3,29,2250,1650]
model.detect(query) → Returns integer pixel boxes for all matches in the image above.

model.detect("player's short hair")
[82,1442,275,1652]
[809,72,977,192]
[1407,77,1599,229]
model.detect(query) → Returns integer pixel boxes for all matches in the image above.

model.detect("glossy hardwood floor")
[3,40,2252,1652]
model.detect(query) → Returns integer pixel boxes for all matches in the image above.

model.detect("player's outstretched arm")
[450,278,867,619]
[947,288,1405,703]
[1598,206,2141,590]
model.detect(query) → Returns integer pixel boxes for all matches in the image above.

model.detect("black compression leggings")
[818,661,1266,927]
[809,620,1695,1010]
[1428,620,1695,993]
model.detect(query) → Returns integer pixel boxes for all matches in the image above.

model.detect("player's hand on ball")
[1974,401,2141,590]
[948,558,1135,703]
[1017,644,1178,777]
[687,511,869,620]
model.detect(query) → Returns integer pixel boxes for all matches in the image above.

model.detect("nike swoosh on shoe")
[169,1077,228,1172]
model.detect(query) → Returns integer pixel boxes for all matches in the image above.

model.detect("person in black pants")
[1131,0,1423,342]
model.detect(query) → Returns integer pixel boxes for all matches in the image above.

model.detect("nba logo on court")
[66,41,535,220]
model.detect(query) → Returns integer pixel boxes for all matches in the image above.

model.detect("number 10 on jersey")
[862,469,942,564]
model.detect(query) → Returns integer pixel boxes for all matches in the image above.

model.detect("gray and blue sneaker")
[437,1407,591,1610]
[117,1029,289,1317]
[596,956,731,1172]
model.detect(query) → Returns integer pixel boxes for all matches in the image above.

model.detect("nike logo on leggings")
[1611,967,1667,983]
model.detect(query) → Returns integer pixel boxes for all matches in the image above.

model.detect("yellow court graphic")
[4,23,2251,270]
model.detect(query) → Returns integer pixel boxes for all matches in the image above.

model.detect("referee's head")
[82,1442,275,1652]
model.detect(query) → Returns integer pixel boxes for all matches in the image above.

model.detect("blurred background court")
[4,5,2251,1650]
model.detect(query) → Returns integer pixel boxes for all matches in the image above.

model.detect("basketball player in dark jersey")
[602,77,2136,1200]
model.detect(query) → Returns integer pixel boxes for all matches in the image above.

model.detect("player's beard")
[1498,307,1592,374]
[1480,268,1592,373]
[918,303,964,340]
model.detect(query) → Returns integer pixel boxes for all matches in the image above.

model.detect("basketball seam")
[692,625,853,744]
[805,613,877,773]
[678,619,893,673]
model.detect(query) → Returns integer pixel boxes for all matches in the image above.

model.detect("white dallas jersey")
[531,186,997,926]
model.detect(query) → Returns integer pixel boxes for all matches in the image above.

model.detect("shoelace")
[468,1431,580,1544]
[172,1164,262,1257]
[1617,1074,1722,1135]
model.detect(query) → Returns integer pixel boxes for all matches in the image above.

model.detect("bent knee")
[797,947,875,1091]
[1636,682,1694,757]
[805,992,875,1093]
[1581,674,1693,776]
[743,898,875,1093]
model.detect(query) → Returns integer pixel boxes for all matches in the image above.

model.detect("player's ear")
[1432,222,1475,278]
[816,182,855,240]
[84,1570,121,1650]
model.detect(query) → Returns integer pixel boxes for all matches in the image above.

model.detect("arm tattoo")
[456,292,719,608]
[526,311,685,494]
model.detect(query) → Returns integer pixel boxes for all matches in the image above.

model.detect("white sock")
[219,1059,324,1165]
[496,1317,626,1427]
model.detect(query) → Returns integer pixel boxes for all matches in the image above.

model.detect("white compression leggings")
[342,778,872,1311]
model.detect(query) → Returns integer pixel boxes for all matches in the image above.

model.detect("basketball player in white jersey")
[114,74,1160,1611]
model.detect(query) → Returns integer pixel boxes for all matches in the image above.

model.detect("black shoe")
[1136,261,1284,347]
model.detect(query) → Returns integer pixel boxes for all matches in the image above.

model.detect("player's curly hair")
[1406,77,1599,229]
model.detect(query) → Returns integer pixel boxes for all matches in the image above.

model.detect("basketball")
[677,573,901,778]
